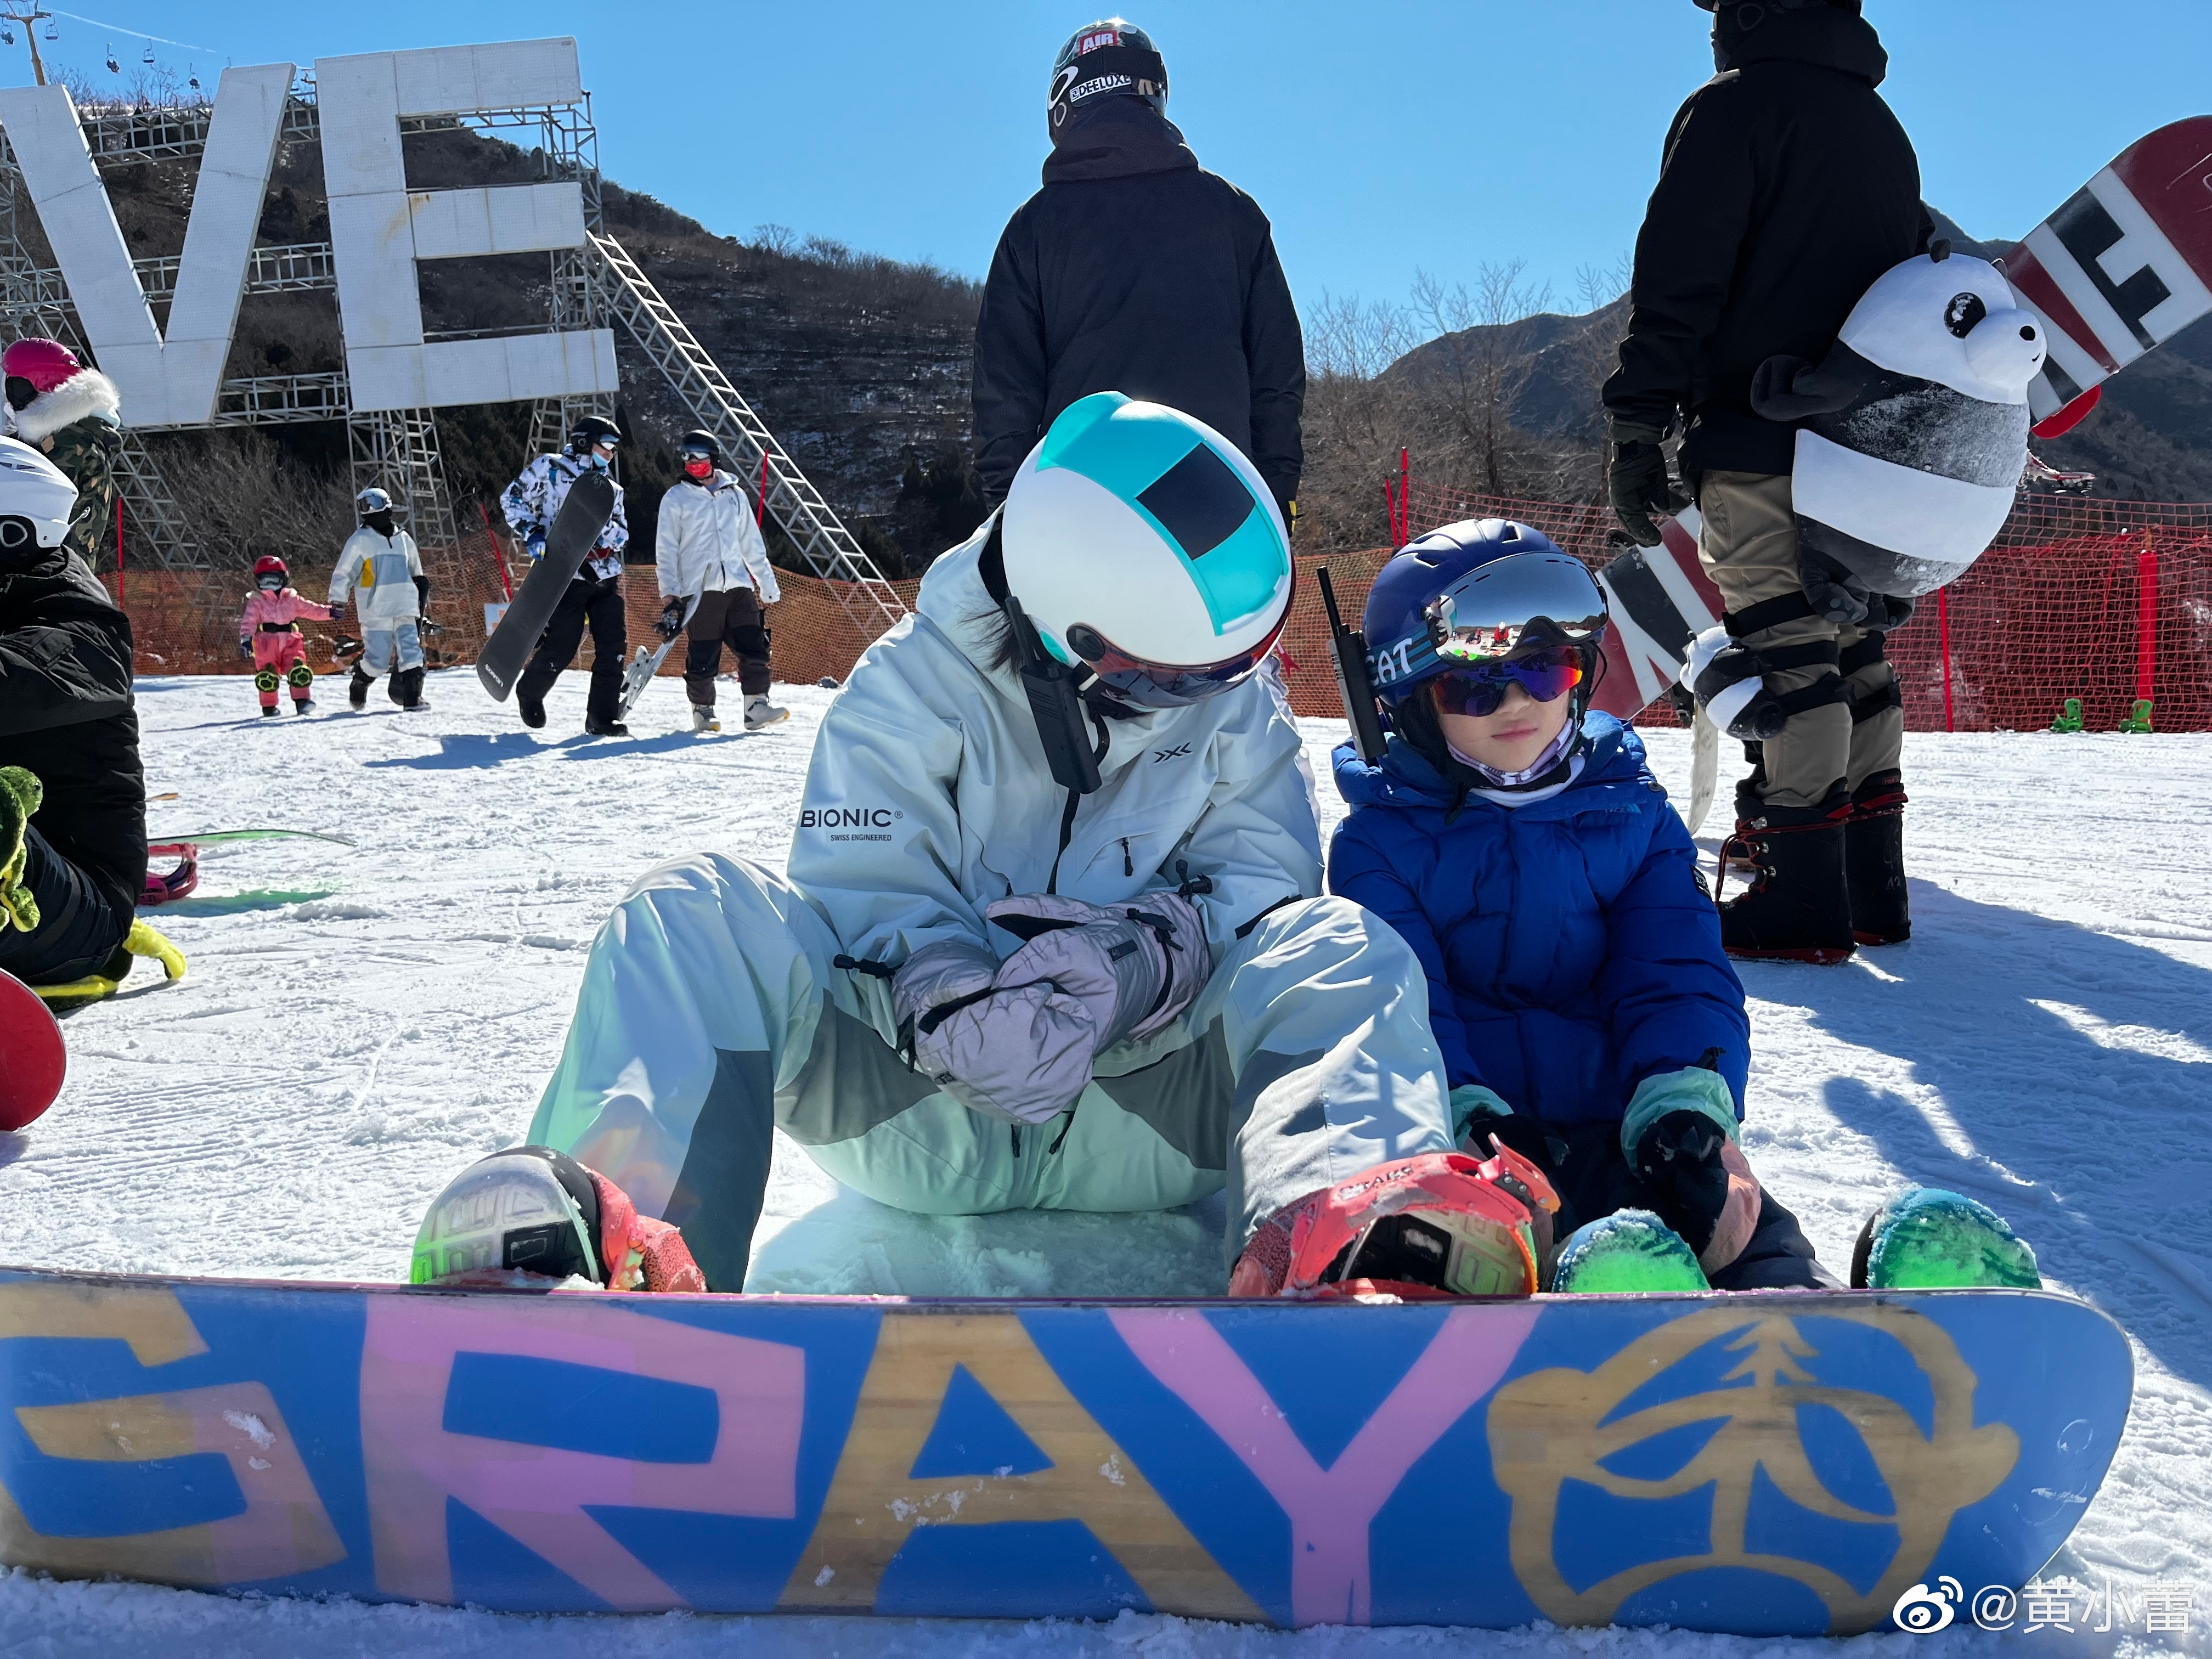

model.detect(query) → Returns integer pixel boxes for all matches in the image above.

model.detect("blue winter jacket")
[1328,714,1748,1126]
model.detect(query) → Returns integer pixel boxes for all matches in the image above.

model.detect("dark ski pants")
[682,586,770,703]
[0,825,131,986]
[517,574,625,723]
[1482,1113,1837,1290]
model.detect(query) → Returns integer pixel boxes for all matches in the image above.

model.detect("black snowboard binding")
[1716,783,1855,964]
[1846,769,1910,945]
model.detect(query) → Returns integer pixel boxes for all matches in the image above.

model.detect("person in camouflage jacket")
[3,338,122,567]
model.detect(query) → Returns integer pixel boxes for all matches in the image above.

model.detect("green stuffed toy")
[0,766,42,935]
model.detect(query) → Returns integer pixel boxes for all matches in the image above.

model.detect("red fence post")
[2136,533,2159,707]
[477,504,514,601]
[1937,586,1955,733]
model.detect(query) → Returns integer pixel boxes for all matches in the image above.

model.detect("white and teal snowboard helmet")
[1001,392,1293,707]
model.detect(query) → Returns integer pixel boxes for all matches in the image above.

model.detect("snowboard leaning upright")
[475,472,617,702]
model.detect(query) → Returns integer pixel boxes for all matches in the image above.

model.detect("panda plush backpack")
[1747,241,2048,622]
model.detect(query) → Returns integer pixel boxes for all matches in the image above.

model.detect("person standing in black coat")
[973,19,1305,513]
[0,534,145,989]
[1602,0,1932,965]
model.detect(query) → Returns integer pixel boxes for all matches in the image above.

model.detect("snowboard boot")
[744,693,789,730]
[1228,1142,1559,1300]
[1551,1211,1712,1294]
[1846,770,1910,946]
[584,714,630,737]
[411,1145,706,1293]
[1850,1188,2040,1290]
[518,693,546,730]
[692,704,720,733]
[393,667,430,712]
[348,664,371,710]
[292,698,315,715]
[259,705,280,718]
[1716,785,1856,964]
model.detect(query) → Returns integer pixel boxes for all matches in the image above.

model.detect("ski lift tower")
[0,38,905,646]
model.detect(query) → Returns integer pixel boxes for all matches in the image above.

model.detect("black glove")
[1630,1109,1732,1256]
[656,598,686,641]
[1607,422,1690,546]
[237,638,253,662]
[327,601,346,624]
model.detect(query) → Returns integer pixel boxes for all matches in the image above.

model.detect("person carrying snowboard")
[411,396,1562,1303]
[502,416,630,736]
[1323,518,2039,1294]
[972,20,1305,518]
[329,487,430,713]
[1602,0,1930,963]
[2,337,121,567]
[653,430,786,733]
[237,555,336,717]
[1,438,183,1006]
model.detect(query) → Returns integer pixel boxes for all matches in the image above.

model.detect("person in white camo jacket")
[501,416,631,735]
[653,430,787,733]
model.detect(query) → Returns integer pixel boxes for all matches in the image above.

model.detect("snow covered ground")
[2,670,2208,1656]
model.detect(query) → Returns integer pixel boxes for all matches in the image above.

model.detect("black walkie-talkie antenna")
[1318,566,1388,763]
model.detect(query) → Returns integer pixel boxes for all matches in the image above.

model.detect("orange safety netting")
[104,488,2212,736]
[1391,482,2212,734]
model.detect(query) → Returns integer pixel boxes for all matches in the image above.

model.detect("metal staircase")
[348,408,459,550]
[110,432,208,571]
[585,230,907,641]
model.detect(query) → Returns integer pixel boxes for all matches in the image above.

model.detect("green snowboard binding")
[1550,1209,1711,1294]
[1851,1187,2041,1289]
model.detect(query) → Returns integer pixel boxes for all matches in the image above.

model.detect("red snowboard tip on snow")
[0,967,65,1131]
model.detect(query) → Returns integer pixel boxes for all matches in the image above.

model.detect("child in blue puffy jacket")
[1328,519,1833,1291]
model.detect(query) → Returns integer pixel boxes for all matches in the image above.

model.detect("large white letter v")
[0,64,294,428]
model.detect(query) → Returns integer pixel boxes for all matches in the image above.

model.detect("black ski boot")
[584,713,630,738]
[348,664,371,710]
[393,667,430,712]
[1846,770,1910,945]
[518,693,546,730]
[1716,785,1855,964]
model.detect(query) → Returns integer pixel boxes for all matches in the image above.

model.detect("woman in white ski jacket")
[653,430,785,732]
[415,397,1488,1299]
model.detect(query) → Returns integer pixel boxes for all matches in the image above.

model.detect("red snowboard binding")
[1230,1141,1560,1300]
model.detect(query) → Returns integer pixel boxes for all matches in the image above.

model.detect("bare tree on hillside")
[1409,261,1554,498]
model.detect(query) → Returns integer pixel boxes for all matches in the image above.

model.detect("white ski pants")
[360,620,424,677]
[525,853,1452,1291]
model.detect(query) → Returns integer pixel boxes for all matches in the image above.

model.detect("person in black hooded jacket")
[1602,0,1932,967]
[0,537,146,988]
[972,19,1305,512]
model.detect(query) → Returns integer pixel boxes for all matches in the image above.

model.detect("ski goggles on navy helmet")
[1064,590,1290,710]
[1370,550,1606,697]
[1430,644,1587,718]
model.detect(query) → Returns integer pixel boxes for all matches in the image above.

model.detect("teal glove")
[0,766,42,935]
[1449,1082,1514,1146]
[1620,1066,1739,1163]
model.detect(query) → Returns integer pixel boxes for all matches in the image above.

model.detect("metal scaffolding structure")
[0,81,906,639]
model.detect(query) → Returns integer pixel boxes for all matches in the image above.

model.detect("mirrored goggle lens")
[1432,647,1584,718]
[1429,552,1607,648]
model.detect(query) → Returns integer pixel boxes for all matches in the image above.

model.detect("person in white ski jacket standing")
[414,395,1567,1303]
[653,430,787,732]
[329,487,429,711]
[502,416,631,735]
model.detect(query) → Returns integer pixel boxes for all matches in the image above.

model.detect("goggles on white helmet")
[1000,392,1292,711]
[357,486,395,514]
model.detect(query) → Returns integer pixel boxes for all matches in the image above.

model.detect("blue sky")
[11,2,2211,318]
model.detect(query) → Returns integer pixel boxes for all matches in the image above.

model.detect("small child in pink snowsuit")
[239,555,339,715]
